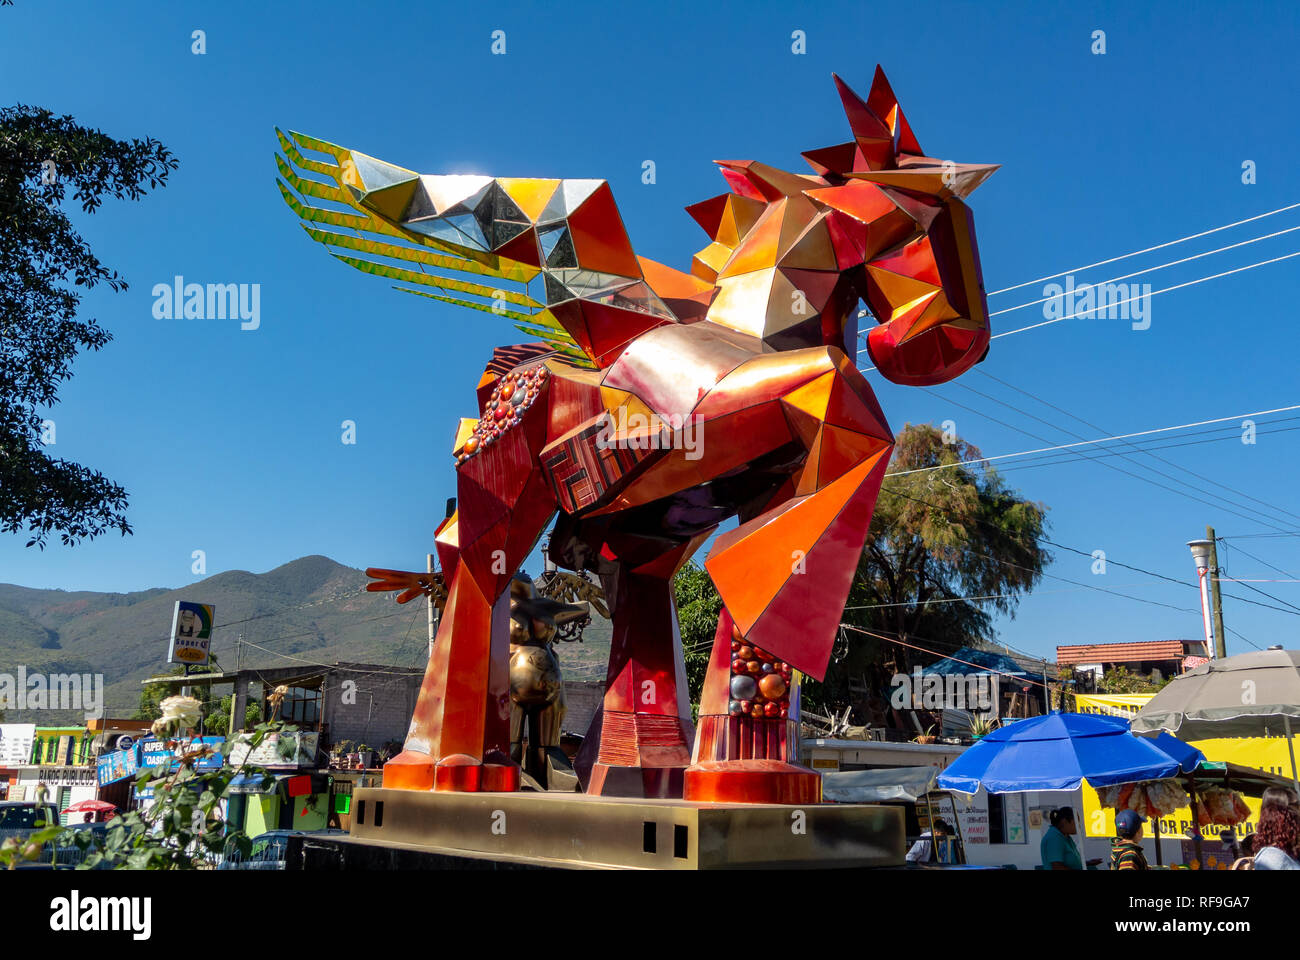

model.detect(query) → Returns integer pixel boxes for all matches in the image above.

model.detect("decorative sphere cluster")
[727,622,792,718]
[457,365,550,463]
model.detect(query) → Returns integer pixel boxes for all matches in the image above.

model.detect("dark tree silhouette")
[0,106,177,546]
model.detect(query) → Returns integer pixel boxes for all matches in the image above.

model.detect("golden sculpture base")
[345,787,904,869]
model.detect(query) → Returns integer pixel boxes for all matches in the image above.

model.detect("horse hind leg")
[578,529,708,800]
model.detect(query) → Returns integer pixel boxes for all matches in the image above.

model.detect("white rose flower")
[159,695,202,729]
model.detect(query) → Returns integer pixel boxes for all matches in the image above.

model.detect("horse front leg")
[686,351,894,802]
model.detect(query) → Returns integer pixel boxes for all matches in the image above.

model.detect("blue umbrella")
[936,713,1204,794]
[1148,730,1204,774]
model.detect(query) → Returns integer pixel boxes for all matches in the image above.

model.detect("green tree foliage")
[133,664,223,724]
[74,721,294,870]
[1098,665,1167,694]
[673,561,722,714]
[0,106,177,547]
[202,693,261,735]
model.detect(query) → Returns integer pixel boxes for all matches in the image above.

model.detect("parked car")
[0,801,63,866]
[218,828,347,870]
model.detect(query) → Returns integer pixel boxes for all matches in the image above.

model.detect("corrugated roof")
[1056,640,1186,665]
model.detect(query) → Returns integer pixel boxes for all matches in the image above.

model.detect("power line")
[987,425,1300,477]
[876,481,1279,646]
[886,404,1300,477]
[933,381,1300,533]
[1226,626,1258,651]
[843,581,1181,611]
[220,608,417,657]
[854,248,1300,368]
[1219,578,1300,616]
[1035,537,1285,627]
[212,588,366,630]
[236,636,428,675]
[1216,538,1298,580]
[839,623,1054,691]
[874,483,1198,618]
[987,201,1300,295]
[924,384,1300,533]
[991,249,1300,339]
[975,369,1300,526]
[988,223,1300,316]
[1216,579,1300,583]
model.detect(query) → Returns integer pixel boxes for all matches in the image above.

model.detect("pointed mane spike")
[866,64,923,156]
[831,72,896,171]
[713,161,767,202]
[866,64,899,119]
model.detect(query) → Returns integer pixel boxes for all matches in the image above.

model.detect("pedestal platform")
[344,787,904,869]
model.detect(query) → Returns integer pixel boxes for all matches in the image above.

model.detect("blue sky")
[1,0,1298,663]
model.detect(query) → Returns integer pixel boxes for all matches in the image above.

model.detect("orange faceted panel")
[686,193,730,238]
[780,217,836,270]
[865,64,924,156]
[566,182,642,277]
[801,141,860,177]
[719,204,785,277]
[849,160,1001,201]
[805,179,897,224]
[780,369,836,423]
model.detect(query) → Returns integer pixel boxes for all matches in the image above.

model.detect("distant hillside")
[0,556,611,723]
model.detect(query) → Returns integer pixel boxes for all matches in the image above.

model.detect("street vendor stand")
[1132,647,1300,796]
[1096,759,1297,867]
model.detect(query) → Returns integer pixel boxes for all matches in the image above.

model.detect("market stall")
[1085,759,1296,868]
[937,712,1206,868]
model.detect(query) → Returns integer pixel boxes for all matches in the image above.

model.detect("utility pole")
[1206,526,1227,659]
[1188,531,1228,659]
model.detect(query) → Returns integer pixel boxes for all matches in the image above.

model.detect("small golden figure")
[507,573,590,790]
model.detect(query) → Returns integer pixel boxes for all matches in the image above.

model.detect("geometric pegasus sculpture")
[276,66,996,804]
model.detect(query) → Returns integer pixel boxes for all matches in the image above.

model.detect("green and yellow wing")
[275,128,592,366]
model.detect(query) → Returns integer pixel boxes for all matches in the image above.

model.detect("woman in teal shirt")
[1040,806,1083,870]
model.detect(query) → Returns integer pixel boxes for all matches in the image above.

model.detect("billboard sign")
[0,723,37,766]
[167,601,215,665]
[1073,693,1155,719]
[138,736,224,772]
[228,731,319,770]
[96,744,139,786]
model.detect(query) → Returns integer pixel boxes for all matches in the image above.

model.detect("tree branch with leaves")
[0,106,177,547]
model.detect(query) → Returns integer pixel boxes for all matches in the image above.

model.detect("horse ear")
[848,161,1000,201]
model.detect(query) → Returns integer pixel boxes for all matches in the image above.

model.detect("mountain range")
[0,555,612,724]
